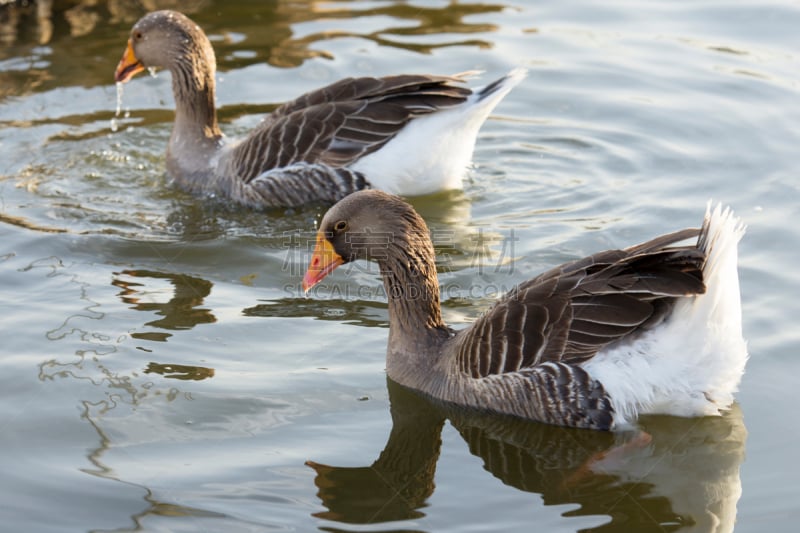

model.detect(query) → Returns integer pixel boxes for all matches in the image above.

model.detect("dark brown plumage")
[303,190,747,430]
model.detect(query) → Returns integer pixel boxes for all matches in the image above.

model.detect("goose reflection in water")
[308,379,746,532]
[112,269,216,341]
[110,269,216,380]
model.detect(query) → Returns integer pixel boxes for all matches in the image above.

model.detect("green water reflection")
[0,0,508,93]
[309,380,746,531]
[112,269,216,337]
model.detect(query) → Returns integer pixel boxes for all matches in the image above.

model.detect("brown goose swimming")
[114,10,526,208]
[302,190,748,430]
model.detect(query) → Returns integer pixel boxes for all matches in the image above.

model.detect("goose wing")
[452,228,705,378]
[230,74,472,183]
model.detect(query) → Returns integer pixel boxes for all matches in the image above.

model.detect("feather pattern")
[452,229,705,375]
[230,75,471,183]
[223,163,368,208]
[307,191,748,431]
[116,11,525,207]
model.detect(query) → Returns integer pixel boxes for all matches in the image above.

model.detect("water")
[1,1,798,531]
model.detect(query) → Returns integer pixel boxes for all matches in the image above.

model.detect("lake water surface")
[1,1,799,531]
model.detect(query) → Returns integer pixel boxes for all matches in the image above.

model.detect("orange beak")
[302,232,344,293]
[114,39,145,83]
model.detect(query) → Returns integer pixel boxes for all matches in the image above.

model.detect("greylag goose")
[114,10,526,208]
[302,190,748,430]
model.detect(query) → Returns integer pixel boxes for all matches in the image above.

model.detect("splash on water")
[111,82,132,132]
[110,82,124,132]
[115,81,124,116]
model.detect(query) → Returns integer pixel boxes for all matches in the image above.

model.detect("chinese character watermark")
[275,227,520,285]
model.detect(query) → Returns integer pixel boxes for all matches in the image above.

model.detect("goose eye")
[334,220,348,232]
[134,31,143,41]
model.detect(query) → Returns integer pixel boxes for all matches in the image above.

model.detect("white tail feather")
[582,203,748,428]
[676,202,748,406]
[352,68,527,195]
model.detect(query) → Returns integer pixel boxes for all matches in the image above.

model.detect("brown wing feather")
[232,75,472,183]
[451,229,706,378]
[269,74,472,118]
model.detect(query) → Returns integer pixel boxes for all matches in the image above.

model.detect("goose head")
[115,10,216,84]
[302,190,433,292]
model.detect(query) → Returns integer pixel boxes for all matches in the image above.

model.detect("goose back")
[229,74,472,184]
[449,227,704,378]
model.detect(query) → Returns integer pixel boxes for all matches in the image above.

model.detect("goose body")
[114,10,525,208]
[303,191,748,430]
